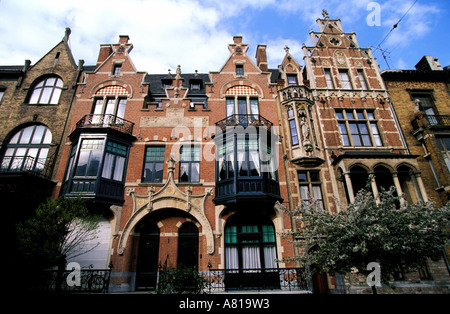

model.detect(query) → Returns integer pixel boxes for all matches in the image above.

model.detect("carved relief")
[334,51,347,67]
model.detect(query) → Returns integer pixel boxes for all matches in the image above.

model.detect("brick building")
[52,34,299,292]
[3,13,449,294]
[276,12,448,293]
[0,28,82,288]
[382,56,450,289]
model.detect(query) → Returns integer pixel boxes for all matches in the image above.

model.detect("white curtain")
[225,247,239,269]
[101,153,114,179]
[263,246,277,269]
[249,151,260,176]
[242,246,261,270]
[113,156,125,181]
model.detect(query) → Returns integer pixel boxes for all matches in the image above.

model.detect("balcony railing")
[33,268,112,293]
[0,155,53,179]
[75,114,134,136]
[426,115,450,128]
[206,267,308,292]
[215,114,273,132]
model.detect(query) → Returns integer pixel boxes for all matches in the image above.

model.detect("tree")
[16,197,101,291]
[284,181,450,294]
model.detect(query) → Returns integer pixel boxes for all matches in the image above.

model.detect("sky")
[0,0,449,74]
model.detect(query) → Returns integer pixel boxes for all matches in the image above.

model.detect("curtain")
[101,153,113,179]
[263,246,277,269]
[249,151,260,176]
[113,156,125,181]
[225,247,239,269]
[242,246,261,270]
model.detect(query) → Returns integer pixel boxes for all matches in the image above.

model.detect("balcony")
[70,114,135,140]
[279,85,314,104]
[426,115,450,129]
[215,114,273,132]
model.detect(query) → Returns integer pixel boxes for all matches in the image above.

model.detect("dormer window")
[287,74,298,86]
[162,79,173,89]
[190,80,202,90]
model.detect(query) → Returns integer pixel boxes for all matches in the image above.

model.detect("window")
[339,70,352,89]
[92,96,127,122]
[179,146,200,182]
[112,65,122,76]
[236,64,244,76]
[357,69,368,90]
[298,171,324,211]
[143,146,165,182]
[0,88,5,103]
[336,109,382,147]
[224,218,277,271]
[1,124,52,173]
[189,80,202,90]
[237,138,260,177]
[287,107,299,146]
[74,139,104,177]
[29,76,63,105]
[102,141,127,181]
[287,74,298,86]
[411,94,437,124]
[324,69,334,89]
[162,79,173,89]
[225,96,259,118]
[436,137,450,173]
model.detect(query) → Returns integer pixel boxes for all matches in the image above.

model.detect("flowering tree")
[285,182,450,294]
[17,197,100,290]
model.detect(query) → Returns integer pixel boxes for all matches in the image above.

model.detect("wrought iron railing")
[39,268,112,293]
[215,114,273,132]
[426,115,450,128]
[206,268,308,292]
[75,114,134,136]
[0,155,53,179]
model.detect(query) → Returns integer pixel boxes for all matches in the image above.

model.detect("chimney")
[96,44,113,67]
[256,45,268,72]
[119,35,130,45]
[233,36,243,45]
[415,55,443,72]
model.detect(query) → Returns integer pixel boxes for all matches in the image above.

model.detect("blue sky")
[0,0,449,73]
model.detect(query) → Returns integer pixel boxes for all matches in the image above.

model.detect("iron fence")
[75,114,134,135]
[39,268,112,294]
[206,267,308,292]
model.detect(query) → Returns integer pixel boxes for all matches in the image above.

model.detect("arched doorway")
[177,222,199,269]
[136,221,160,290]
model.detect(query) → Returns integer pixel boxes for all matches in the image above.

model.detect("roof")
[144,72,211,95]
[381,69,450,82]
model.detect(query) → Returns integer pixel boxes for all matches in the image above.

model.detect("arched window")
[397,165,422,203]
[1,125,52,173]
[29,76,64,105]
[177,222,199,269]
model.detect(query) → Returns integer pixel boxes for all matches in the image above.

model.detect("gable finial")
[322,9,329,19]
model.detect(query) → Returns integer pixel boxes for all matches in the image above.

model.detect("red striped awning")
[95,85,129,95]
[225,85,258,95]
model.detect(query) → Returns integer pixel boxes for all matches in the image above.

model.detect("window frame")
[28,76,64,105]
[225,96,260,118]
[235,64,244,76]
[297,170,325,211]
[338,70,352,90]
[336,109,383,147]
[179,145,200,183]
[142,146,166,183]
